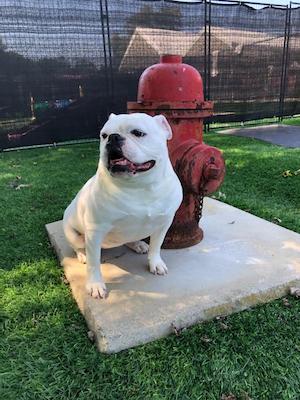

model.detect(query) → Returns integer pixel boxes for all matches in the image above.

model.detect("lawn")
[0,133,300,400]
[283,116,300,126]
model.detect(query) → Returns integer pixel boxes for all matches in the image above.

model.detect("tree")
[111,4,183,69]
[126,4,182,31]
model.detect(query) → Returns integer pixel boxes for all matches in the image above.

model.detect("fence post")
[104,0,114,106]
[208,0,211,105]
[279,3,292,120]
[204,0,207,101]
[99,0,114,115]
[204,0,211,133]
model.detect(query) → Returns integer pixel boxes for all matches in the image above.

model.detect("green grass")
[0,135,300,400]
[282,116,300,126]
[210,117,279,130]
[210,115,300,130]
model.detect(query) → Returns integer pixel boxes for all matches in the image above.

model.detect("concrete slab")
[220,124,300,148]
[46,198,300,353]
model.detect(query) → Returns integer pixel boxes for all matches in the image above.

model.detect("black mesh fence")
[0,0,299,149]
[209,3,288,121]
[107,0,206,116]
[0,0,108,149]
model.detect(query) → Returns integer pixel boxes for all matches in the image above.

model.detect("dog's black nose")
[107,133,124,145]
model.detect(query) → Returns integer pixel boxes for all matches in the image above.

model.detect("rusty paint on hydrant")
[128,54,225,248]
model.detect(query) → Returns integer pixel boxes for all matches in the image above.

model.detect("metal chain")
[194,188,205,221]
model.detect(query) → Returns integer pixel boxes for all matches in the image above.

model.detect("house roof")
[118,27,200,72]
[118,26,292,72]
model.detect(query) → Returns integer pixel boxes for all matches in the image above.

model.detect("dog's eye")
[131,129,146,138]
[101,133,108,139]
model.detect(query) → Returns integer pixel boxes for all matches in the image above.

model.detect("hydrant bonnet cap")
[160,54,182,63]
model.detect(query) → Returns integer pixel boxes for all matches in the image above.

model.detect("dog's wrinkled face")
[99,113,172,178]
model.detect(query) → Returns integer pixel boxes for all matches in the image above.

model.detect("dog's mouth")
[107,151,155,175]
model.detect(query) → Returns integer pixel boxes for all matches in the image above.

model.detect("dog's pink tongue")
[111,157,137,171]
[111,158,130,166]
[110,157,152,173]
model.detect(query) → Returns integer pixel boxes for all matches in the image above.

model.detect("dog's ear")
[153,115,172,140]
[109,113,116,120]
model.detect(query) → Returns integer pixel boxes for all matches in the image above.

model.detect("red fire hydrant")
[128,54,225,248]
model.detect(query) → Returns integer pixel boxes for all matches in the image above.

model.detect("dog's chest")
[102,208,168,248]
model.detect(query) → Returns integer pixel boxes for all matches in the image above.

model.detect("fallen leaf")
[10,163,20,168]
[171,322,185,336]
[218,191,226,200]
[15,184,31,190]
[87,330,95,342]
[294,169,300,175]
[290,287,300,298]
[228,221,235,225]
[219,321,230,330]
[8,177,32,190]
[200,335,212,343]
[31,317,39,326]
[283,297,291,307]
[273,217,282,223]
[70,323,81,331]
[282,170,293,178]
[221,394,236,400]
[8,181,19,189]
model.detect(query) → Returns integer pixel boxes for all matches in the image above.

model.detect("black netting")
[209,3,288,121]
[0,0,299,149]
[107,0,206,116]
[0,0,108,149]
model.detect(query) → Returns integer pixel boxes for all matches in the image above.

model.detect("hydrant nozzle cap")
[160,54,182,64]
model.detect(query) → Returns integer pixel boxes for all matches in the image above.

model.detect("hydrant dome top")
[137,54,204,103]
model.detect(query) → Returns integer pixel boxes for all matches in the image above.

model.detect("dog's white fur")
[63,113,183,299]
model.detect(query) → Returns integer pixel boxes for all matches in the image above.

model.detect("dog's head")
[99,113,172,179]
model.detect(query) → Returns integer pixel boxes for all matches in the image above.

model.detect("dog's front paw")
[86,281,108,299]
[126,240,149,254]
[149,258,168,275]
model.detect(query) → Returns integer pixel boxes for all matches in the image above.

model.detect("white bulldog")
[63,113,183,299]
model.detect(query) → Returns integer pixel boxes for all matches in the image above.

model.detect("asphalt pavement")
[220,124,300,148]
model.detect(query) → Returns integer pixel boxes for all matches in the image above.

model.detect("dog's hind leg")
[126,241,149,254]
[63,222,86,263]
